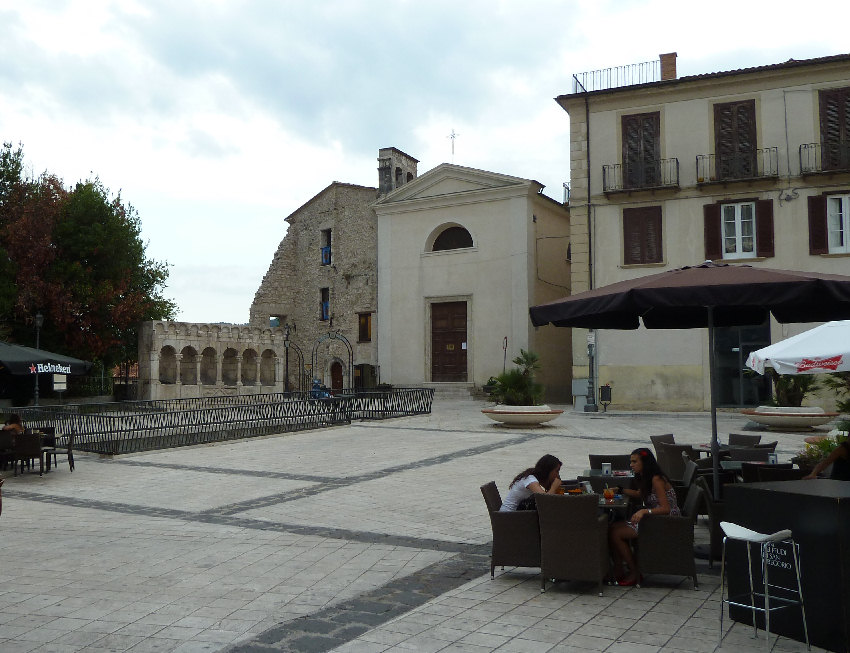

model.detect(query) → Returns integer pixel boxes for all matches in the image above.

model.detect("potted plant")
[481,349,563,427]
[764,370,820,407]
[791,431,849,475]
[741,370,838,429]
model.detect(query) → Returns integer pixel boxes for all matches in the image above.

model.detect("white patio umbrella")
[746,320,850,375]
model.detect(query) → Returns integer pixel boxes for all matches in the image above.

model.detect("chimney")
[660,52,677,81]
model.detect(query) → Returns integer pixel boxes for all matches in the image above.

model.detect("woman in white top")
[499,454,563,511]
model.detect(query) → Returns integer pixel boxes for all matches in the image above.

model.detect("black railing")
[17,388,435,455]
[602,158,679,192]
[572,60,660,93]
[696,148,778,183]
[800,141,850,174]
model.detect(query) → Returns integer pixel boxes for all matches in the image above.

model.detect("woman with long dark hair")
[608,447,680,585]
[499,454,563,511]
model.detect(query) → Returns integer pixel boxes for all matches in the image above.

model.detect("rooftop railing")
[572,60,660,93]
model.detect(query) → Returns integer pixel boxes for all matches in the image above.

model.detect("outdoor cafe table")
[724,480,850,653]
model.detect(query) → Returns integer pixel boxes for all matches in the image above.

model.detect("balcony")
[696,148,778,185]
[602,158,679,193]
[800,142,850,175]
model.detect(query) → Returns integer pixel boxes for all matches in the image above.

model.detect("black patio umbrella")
[529,261,850,496]
[0,341,92,376]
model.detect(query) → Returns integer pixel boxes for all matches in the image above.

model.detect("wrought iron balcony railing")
[800,141,850,174]
[602,158,679,192]
[696,148,778,184]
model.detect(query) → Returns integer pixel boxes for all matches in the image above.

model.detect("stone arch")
[260,349,276,386]
[159,346,177,384]
[242,348,258,385]
[426,223,474,252]
[222,348,238,385]
[201,347,217,385]
[180,346,198,384]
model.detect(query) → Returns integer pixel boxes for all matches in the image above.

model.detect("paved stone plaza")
[0,399,824,653]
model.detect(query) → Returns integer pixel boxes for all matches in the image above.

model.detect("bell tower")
[377,147,419,196]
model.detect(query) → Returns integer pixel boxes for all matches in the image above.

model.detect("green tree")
[0,142,176,373]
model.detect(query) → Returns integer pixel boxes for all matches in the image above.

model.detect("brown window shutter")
[704,203,722,260]
[644,206,662,263]
[808,194,829,254]
[623,208,643,264]
[623,206,663,264]
[755,199,774,258]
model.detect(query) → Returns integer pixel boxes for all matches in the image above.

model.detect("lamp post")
[283,321,296,393]
[34,312,44,406]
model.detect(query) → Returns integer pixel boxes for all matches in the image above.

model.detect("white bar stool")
[719,521,809,651]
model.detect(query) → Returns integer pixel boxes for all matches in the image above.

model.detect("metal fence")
[696,148,778,183]
[17,388,435,455]
[572,61,660,93]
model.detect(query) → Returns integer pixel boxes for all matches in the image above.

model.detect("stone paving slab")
[0,399,829,653]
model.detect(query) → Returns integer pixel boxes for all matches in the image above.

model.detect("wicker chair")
[10,431,43,477]
[0,431,15,471]
[728,446,771,462]
[636,484,704,588]
[756,466,808,482]
[655,442,698,482]
[728,432,761,446]
[740,462,791,483]
[480,482,541,579]
[535,493,609,595]
[649,433,675,458]
[755,440,778,451]
[588,454,632,471]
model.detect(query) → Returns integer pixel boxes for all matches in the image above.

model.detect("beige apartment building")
[558,52,850,410]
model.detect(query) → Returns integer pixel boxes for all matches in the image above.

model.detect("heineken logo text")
[30,363,72,374]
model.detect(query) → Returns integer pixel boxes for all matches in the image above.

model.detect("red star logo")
[30,363,37,374]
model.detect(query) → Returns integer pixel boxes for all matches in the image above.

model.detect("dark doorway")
[714,322,771,407]
[330,361,343,391]
[431,301,467,382]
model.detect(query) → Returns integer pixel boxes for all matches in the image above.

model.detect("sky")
[2,0,849,324]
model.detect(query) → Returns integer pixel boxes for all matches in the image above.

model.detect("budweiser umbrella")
[0,341,92,376]
[529,261,850,495]
[746,320,850,375]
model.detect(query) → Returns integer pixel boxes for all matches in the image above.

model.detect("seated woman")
[608,447,680,585]
[803,437,850,481]
[2,413,24,435]
[499,454,563,511]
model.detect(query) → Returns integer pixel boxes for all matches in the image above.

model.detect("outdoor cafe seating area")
[481,430,832,650]
[0,426,74,477]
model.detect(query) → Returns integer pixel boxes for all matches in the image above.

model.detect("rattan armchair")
[636,484,704,588]
[728,432,761,446]
[655,442,698,483]
[480,482,541,579]
[10,431,43,477]
[535,493,609,595]
[588,454,632,471]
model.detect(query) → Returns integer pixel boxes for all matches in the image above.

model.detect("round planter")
[481,404,564,428]
[741,406,839,430]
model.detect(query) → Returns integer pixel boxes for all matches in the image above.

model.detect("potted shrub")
[481,349,563,427]
[791,431,849,475]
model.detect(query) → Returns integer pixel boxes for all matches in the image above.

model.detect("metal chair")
[42,431,75,472]
[719,521,809,652]
[480,482,541,578]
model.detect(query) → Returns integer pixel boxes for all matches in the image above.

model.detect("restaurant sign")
[29,362,72,375]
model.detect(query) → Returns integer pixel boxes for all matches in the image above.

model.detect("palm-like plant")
[489,349,545,406]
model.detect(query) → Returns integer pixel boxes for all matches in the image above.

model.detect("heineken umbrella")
[529,261,850,497]
[0,341,92,376]
[746,320,850,375]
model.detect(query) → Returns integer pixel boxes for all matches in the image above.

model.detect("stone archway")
[180,346,198,385]
[159,346,177,384]
[200,347,217,384]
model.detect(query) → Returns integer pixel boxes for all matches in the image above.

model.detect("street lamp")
[283,321,296,393]
[34,312,44,406]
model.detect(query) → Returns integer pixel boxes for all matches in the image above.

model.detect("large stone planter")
[741,405,839,430]
[481,404,564,428]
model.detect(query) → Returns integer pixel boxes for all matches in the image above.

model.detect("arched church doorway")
[330,361,343,392]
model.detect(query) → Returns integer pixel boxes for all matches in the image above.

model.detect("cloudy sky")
[2,0,848,324]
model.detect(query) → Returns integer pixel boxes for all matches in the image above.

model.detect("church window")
[432,226,473,251]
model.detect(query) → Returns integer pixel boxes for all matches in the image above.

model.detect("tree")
[0,142,176,374]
